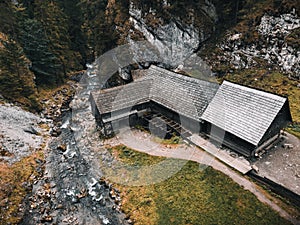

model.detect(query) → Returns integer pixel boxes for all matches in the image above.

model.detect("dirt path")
[105,128,300,225]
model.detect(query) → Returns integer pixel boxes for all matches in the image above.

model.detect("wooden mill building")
[90,65,292,158]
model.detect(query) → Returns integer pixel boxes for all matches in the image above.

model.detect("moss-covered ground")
[0,151,44,224]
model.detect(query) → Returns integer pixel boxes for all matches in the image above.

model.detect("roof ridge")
[97,78,153,94]
[149,65,218,85]
[223,80,287,102]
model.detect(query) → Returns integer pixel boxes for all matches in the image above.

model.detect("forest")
[0,0,123,109]
[0,0,299,110]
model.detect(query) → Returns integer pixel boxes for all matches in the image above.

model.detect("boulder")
[23,126,39,135]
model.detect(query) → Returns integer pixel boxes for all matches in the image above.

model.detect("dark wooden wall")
[150,102,203,133]
[259,100,292,146]
[204,123,255,157]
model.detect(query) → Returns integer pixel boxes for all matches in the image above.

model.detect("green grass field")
[107,145,291,225]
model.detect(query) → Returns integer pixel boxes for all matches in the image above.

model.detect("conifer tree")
[19,19,63,85]
[80,0,118,58]
[58,0,88,66]
[33,0,81,76]
[0,36,36,100]
[0,0,17,36]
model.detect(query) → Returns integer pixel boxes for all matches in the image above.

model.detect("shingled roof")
[91,65,219,121]
[147,66,219,121]
[91,79,152,114]
[201,81,288,146]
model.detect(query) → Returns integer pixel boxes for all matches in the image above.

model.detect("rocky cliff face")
[210,10,300,78]
[103,0,219,75]
[127,0,217,68]
[105,0,299,80]
[0,104,45,164]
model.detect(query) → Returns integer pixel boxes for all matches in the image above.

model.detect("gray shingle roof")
[201,80,287,146]
[91,65,219,121]
[147,66,219,121]
[91,79,152,114]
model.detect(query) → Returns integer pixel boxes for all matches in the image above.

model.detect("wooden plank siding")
[258,100,293,146]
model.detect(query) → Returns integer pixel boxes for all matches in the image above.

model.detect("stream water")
[19,72,129,225]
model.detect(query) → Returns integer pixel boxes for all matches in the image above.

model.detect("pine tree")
[0,0,17,36]
[80,0,118,58]
[17,0,85,86]
[57,0,88,66]
[33,0,81,76]
[0,36,36,100]
[19,19,63,85]
[18,0,35,18]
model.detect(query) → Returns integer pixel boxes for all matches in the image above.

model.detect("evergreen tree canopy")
[0,0,17,36]
[19,18,63,86]
[0,35,36,100]
[58,0,88,66]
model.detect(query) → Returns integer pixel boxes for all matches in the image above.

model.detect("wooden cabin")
[90,65,292,158]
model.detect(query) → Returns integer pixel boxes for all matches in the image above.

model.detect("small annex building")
[90,65,292,158]
[201,81,292,157]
